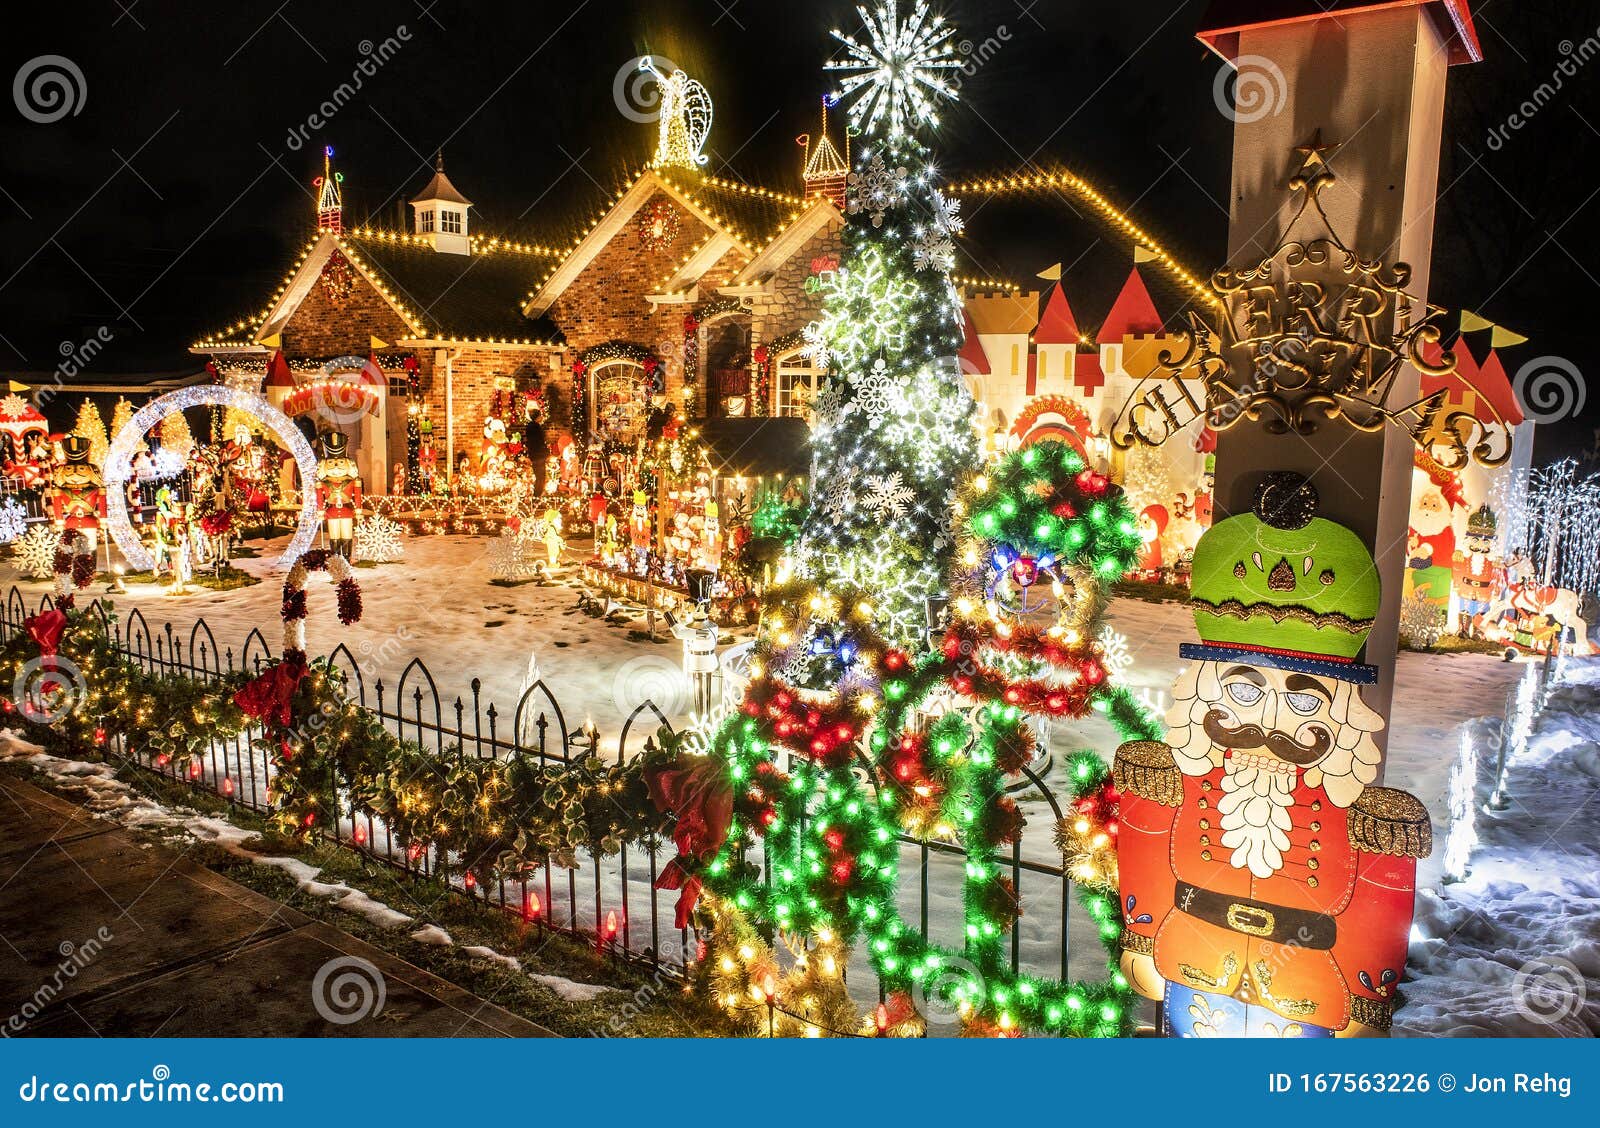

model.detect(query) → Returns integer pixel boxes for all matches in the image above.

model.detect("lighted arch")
[104,386,320,572]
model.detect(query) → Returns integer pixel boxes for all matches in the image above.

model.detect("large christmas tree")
[649,2,1157,1038]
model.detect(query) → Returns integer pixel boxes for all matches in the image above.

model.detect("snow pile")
[1396,662,1600,1037]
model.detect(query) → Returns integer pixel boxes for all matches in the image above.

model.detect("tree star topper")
[826,1,960,139]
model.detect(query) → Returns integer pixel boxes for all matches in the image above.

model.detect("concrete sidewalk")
[0,777,550,1037]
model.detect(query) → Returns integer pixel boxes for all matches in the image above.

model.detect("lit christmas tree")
[72,399,110,469]
[108,397,135,451]
[650,2,1157,1038]
[161,408,197,464]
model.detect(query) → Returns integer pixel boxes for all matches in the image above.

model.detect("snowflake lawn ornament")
[826,1,961,139]
[353,514,405,564]
[1097,624,1135,677]
[488,523,542,583]
[0,499,27,546]
[11,523,58,579]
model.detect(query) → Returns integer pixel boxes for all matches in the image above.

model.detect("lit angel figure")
[640,56,712,168]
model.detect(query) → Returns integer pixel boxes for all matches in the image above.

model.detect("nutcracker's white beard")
[1217,754,1296,878]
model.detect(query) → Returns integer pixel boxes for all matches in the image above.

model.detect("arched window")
[775,349,825,420]
[590,359,649,443]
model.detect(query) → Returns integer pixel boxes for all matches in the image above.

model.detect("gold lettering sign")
[1112,134,1511,470]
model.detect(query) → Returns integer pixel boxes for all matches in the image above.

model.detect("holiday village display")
[1115,473,1429,1037]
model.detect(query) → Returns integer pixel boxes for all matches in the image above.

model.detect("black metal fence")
[0,583,1088,1020]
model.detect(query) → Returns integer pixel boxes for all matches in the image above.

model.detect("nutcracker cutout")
[1451,504,1501,637]
[46,435,106,552]
[1115,473,1430,1038]
[315,430,362,558]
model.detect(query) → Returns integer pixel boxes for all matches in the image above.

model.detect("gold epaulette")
[1348,786,1432,858]
[1113,741,1183,808]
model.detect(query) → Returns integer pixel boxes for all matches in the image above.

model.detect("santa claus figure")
[1405,452,1463,612]
[315,430,363,558]
[1136,503,1168,576]
[46,435,106,552]
[1116,473,1429,1037]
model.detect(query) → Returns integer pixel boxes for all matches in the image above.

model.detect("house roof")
[1097,267,1166,341]
[1197,1,1481,66]
[1034,284,1084,345]
[410,158,474,206]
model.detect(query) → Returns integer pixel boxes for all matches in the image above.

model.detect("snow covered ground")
[1,532,1542,1030]
[1397,659,1600,1037]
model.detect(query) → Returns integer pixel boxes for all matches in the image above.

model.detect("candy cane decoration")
[51,530,95,610]
[280,549,362,655]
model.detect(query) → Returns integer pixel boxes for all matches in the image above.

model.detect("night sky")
[1,0,1593,460]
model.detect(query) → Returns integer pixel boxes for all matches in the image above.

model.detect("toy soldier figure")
[1451,504,1501,638]
[46,434,106,552]
[315,430,362,558]
[1116,473,1430,1038]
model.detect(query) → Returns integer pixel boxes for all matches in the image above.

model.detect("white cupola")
[409,152,473,255]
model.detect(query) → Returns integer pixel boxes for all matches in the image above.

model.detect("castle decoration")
[799,96,849,210]
[1108,134,1513,472]
[1116,473,1430,1037]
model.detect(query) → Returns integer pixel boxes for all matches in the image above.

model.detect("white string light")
[826,1,961,139]
[103,386,320,572]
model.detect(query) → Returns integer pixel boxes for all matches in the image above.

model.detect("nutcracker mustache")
[1203,710,1331,766]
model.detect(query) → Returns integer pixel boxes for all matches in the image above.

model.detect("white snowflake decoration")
[0,393,32,419]
[931,188,964,235]
[822,468,860,521]
[911,226,955,273]
[353,515,405,564]
[11,524,58,579]
[846,152,910,227]
[487,525,543,583]
[850,359,905,427]
[826,1,961,139]
[1097,624,1135,676]
[862,472,914,519]
[0,499,27,546]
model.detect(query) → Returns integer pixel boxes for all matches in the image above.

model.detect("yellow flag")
[1134,244,1160,263]
[259,332,282,349]
[7,380,29,392]
[1459,309,1495,334]
[1491,325,1529,348]
[1036,263,1062,281]
[370,335,391,350]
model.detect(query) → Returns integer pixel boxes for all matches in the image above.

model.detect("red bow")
[655,856,703,929]
[24,609,69,691]
[645,754,733,862]
[232,656,308,730]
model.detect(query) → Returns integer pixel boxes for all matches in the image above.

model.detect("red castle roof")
[958,308,992,376]
[1096,267,1165,341]
[1420,338,1524,426]
[1033,284,1083,346]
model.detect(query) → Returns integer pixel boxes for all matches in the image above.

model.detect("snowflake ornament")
[862,472,914,519]
[11,523,58,579]
[827,1,961,139]
[353,515,405,564]
[0,499,27,545]
[487,525,543,583]
[1097,624,1135,676]
[911,226,956,273]
[850,359,905,427]
[931,188,964,235]
[822,469,861,521]
[846,152,910,227]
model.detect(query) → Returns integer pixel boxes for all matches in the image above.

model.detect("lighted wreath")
[637,199,682,253]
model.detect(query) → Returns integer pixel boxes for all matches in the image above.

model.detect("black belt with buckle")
[1174,880,1337,950]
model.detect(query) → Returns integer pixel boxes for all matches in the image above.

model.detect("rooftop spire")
[801,95,848,209]
[315,145,344,233]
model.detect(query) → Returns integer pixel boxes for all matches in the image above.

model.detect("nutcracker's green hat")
[1181,473,1380,684]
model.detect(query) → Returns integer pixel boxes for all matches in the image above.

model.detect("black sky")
[1,0,1593,460]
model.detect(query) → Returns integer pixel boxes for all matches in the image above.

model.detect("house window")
[420,209,435,233]
[387,376,409,396]
[1038,350,1049,381]
[1010,343,1020,375]
[776,354,824,420]
[440,210,462,234]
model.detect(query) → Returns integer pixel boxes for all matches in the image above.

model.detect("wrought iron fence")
[0,583,1088,1025]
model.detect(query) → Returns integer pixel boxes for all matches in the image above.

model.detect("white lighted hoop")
[104,386,320,572]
